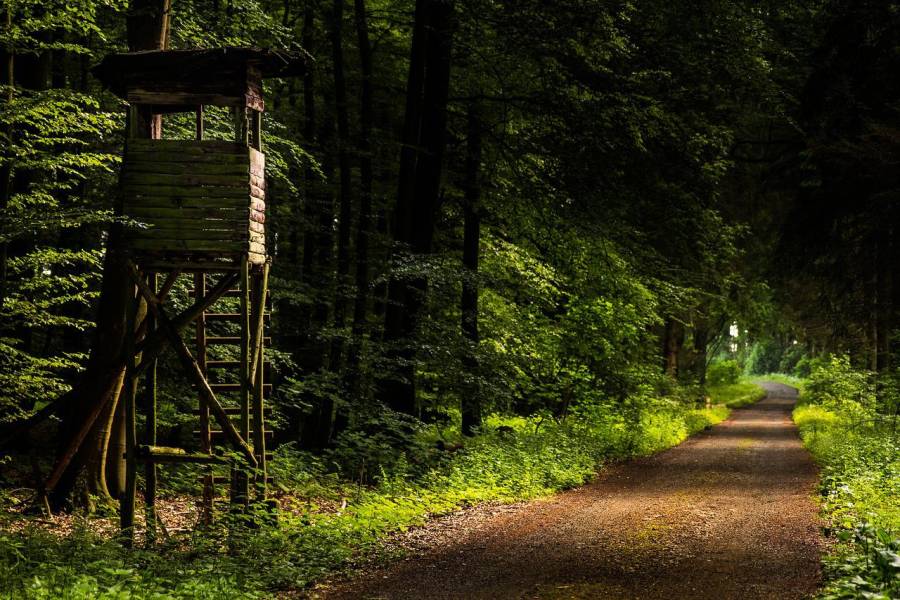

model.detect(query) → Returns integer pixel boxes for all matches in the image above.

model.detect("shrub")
[707,360,741,386]
[804,355,875,419]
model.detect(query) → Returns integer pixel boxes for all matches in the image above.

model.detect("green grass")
[707,379,767,408]
[794,403,900,599]
[0,401,728,599]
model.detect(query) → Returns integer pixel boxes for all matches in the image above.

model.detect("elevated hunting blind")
[92,48,307,542]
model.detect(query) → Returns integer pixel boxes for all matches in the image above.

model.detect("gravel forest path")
[318,383,823,599]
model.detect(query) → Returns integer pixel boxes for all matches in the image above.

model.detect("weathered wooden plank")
[126,207,250,220]
[136,445,225,464]
[128,139,247,153]
[130,238,249,251]
[122,172,250,188]
[135,229,250,241]
[126,151,251,165]
[129,223,248,236]
[129,214,247,225]
[125,197,253,210]
[125,185,253,199]
[125,161,251,176]
[128,91,247,108]
[130,216,251,234]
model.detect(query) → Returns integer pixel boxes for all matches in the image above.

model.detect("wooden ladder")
[192,265,272,516]
[119,257,272,544]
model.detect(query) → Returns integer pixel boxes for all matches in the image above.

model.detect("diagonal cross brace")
[128,264,258,468]
[41,270,238,498]
[133,273,237,376]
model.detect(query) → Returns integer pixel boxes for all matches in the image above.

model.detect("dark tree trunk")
[662,318,681,378]
[49,0,169,510]
[300,2,318,287]
[302,66,338,449]
[378,0,431,415]
[329,0,353,373]
[693,324,709,387]
[460,100,482,436]
[378,0,455,417]
[345,0,375,397]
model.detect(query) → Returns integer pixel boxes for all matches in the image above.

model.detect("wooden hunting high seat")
[94,48,306,269]
[91,48,308,543]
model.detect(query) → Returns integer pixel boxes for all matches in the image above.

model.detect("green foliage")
[805,356,876,420]
[707,380,766,408]
[707,360,741,386]
[794,366,900,599]
[0,0,120,423]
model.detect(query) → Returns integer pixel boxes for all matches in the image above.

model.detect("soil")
[314,383,823,599]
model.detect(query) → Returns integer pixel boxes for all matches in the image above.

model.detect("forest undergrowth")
[793,358,900,600]
[0,385,751,599]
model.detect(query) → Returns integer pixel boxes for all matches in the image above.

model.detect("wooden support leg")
[120,290,139,546]
[252,263,270,499]
[232,256,251,507]
[195,272,214,523]
[144,272,158,545]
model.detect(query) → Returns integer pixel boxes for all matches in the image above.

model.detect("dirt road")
[320,383,822,599]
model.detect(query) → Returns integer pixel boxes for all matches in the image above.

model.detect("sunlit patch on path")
[318,383,823,600]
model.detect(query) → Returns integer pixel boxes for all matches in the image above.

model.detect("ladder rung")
[207,336,272,346]
[204,312,271,322]
[206,360,272,370]
[206,360,239,369]
[193,406,272,416]
[209,383,272,395]
[136,445,224,464]
[206,475,274,484]
[195,429,273,439]
[189,289,270,299]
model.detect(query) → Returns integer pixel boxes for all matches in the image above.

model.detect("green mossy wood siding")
[122,139,266,263]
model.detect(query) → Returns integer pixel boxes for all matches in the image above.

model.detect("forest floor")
[313,383,824,599]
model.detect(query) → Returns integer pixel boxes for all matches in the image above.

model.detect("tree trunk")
[300,2,318,287]
[49,0,169,510]
[302,68,337,449]
[329,0,353,372]
[345,0,375,398]
[460,100,482,436]
[662,318,680,378]
[378,0,455,417]
[378,0,431,416]
[693,323,709,387]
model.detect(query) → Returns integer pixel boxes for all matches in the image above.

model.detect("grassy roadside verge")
[1,400,728,599]
[707,378,768,408]
[792,371,900,599]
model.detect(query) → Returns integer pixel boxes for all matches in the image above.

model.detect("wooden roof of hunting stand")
[93,47,309,269]
[93,47,308,110]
